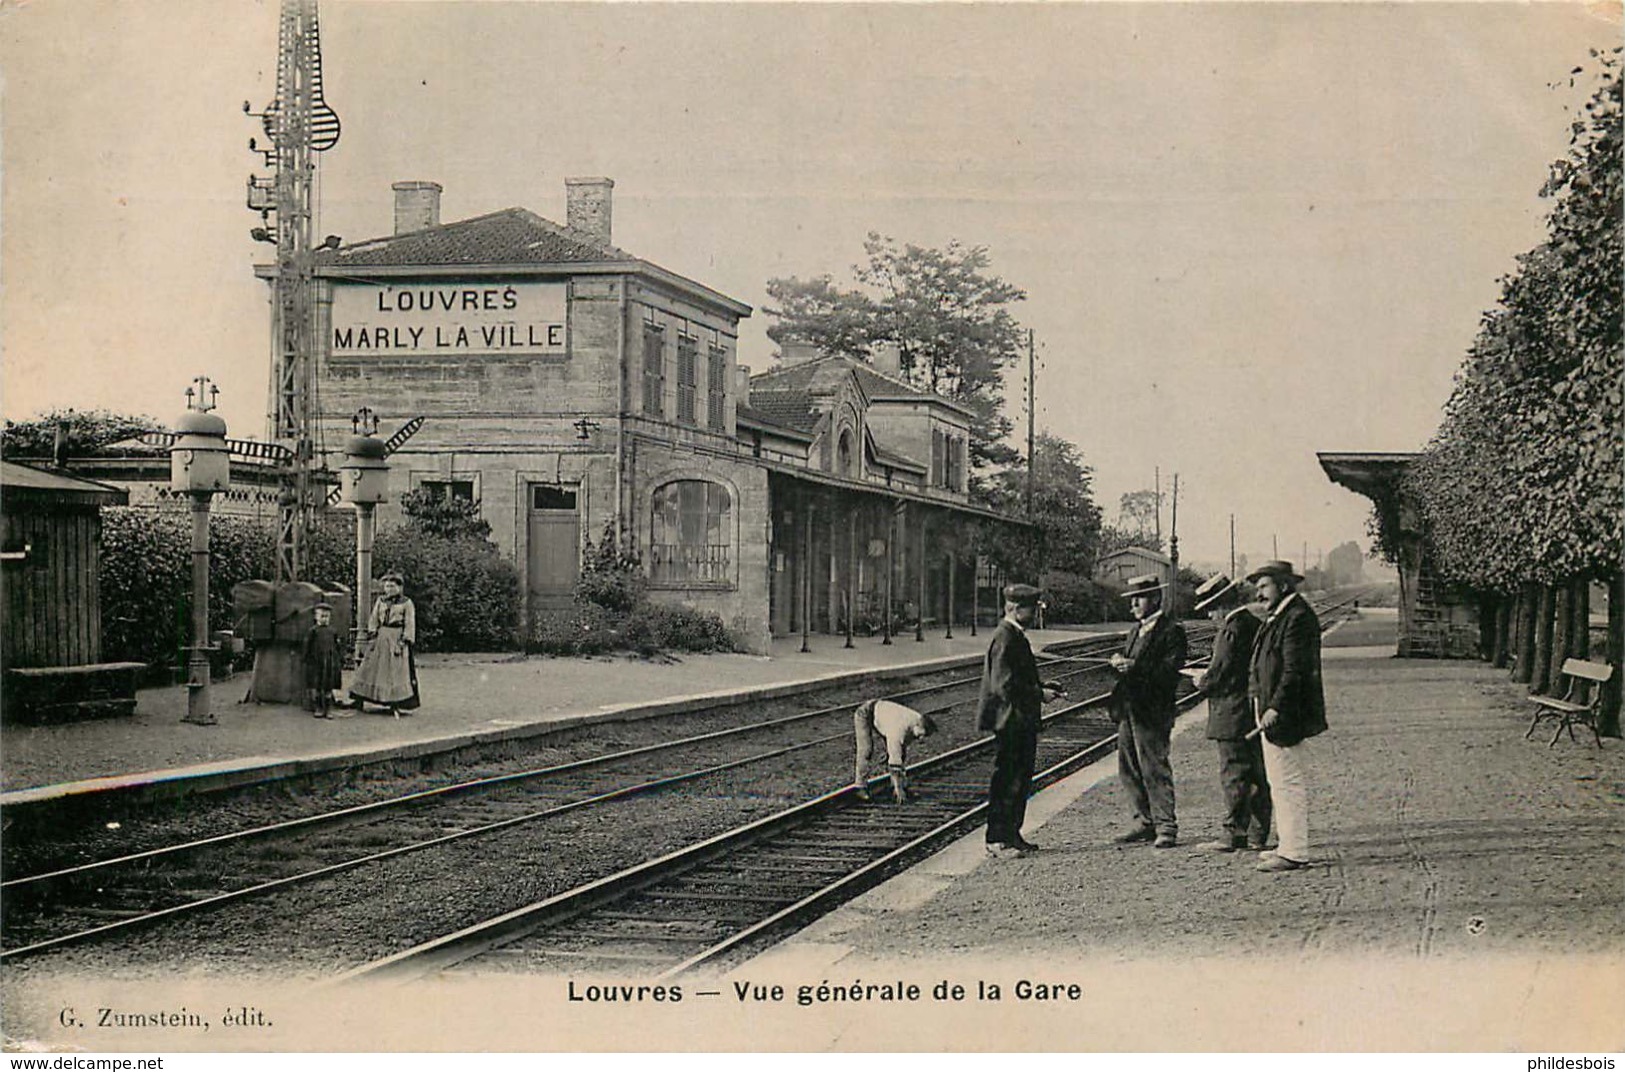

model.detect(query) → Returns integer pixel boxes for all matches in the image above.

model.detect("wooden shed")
[2,460,141,722]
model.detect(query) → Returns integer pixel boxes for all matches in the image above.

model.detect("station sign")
[329,281,567,357]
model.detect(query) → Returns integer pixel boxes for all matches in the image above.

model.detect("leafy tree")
[399,486,493,542]
[983,432,1103,577]
[765,233,1028,497]
[1406,50,1621,591]
[1117,490,1159,539]
[1098,524,1164,558]
[2,409,163,459]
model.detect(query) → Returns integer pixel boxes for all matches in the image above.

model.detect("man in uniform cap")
[977,583,1065,858]
[1107,574,1187,847]
[1245,561,1326,873]
[1191,573,1270,852]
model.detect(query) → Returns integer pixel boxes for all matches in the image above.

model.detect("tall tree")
[984,432,1103,576]
[765,233,1028,497]
[1117,489,1159,538]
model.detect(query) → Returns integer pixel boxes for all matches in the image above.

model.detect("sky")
[2,1,1616,570]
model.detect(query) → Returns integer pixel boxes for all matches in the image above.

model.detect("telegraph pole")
[1167,474,1180,618]
[247,0,341,583]
[1025,328,1035,517]
[1154,466,1162,547]
[1229,513,1236,579]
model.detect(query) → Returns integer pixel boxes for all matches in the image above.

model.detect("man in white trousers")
[1245,561,1328,873]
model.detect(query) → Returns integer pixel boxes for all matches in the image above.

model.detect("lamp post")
[170,377,230,727]
[340,408,390,657]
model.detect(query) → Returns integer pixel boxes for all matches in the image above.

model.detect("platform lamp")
[170,376,230,727]
[340,407,390,657]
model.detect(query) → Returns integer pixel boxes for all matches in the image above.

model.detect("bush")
[1040,572,1123,624]
[371,526,521,651]
[574,523,645,612]
[100,508,278,673]
[527,602,738,657]
[97,507,520,671]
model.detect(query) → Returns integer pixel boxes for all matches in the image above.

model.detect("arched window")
[837,429,855,477]
[650,480,733,585]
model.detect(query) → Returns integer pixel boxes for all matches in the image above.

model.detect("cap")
[1192,573,1239,613]
[1002,583,1041,607]
[1245,559,1304,583]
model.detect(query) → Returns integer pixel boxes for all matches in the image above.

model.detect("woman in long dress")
[349,572,421,715]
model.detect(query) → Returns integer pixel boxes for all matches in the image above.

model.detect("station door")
[527,484,580,615]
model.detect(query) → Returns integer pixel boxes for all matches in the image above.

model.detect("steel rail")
[335,591,1364,981]
[2,643,1123,959]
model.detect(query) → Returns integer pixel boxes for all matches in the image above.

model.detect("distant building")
[260,178,1030,651]
[12,442,283,521]
[1095,546,1171,588]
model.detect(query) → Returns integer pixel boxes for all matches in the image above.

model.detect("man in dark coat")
[1191,573,1269,852]
[978,584,1064,859]
[1108,574,1188,847]
[1246,560,1327,873]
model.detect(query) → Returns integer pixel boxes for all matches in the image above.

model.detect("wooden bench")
[1525,659,1612,748]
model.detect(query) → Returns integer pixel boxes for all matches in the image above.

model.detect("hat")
[379,571,405,585]
[1122,574,1166,598]
[1245,559,1304,583]
[1192,573,1239,613]
[1002,583,1042,607]
[312,601,333,612]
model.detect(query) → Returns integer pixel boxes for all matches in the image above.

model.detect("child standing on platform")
[304,602,348,719]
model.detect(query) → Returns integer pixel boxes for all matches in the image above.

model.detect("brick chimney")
[565,177,614,246]
[780,340,822,365]
[393,181,443,235]
[735,365,751,394]
[871,340,902,378]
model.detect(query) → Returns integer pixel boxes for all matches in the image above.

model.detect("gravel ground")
[821,655,1625,963]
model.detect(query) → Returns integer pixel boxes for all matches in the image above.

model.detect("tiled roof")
[743,392,823,434]
[750,355,975,416]
[316,208,633,269]
[747,359,828,394]
[735,404,814,441]
[869,442,925,474]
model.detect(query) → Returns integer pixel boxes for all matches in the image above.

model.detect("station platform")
[3,608,1621,1054]
[0,625,1110,804]
[706,607,1624,1052]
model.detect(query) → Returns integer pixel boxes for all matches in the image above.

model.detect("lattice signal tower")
[246,0,340,582]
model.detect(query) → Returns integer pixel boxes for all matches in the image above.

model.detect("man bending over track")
[852,699,938,803]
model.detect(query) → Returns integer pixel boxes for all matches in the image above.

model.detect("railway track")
[0,632,1132,961]
[0,590,1367,970]
[337,589,1368,982]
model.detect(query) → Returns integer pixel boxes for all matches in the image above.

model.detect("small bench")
[1525,658,1612,748]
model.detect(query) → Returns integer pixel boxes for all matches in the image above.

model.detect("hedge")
[98,508,520,671]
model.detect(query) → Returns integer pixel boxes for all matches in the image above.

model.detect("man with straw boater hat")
[1107,573,1188,848]
[1191,572,1269,852]
[1246,560,1326,873]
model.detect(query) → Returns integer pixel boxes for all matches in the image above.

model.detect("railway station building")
[285,178,1032,653]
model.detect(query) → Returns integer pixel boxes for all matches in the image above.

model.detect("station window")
[419,479,475,503]
[649,480,732,586]
[676,335,698,425]
[531,485,578,511]
[707,345,728,431]
[642,324,665,417]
